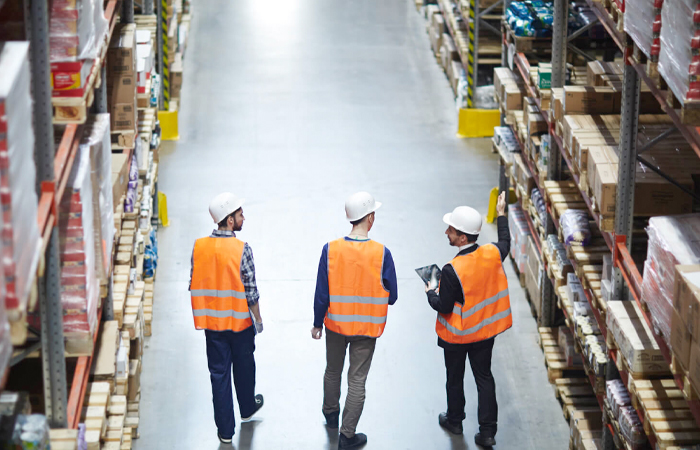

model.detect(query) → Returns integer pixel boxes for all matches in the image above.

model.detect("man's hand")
[425,284,439,294]
[311,327,323,340]
[496,191,507,217]
[254,320,263,334]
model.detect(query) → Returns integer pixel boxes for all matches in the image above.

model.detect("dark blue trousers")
[205,326,256,439]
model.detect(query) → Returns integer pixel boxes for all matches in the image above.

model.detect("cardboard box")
[690,343,700,393]
[502,82,525,111]
[594,163,618,216]
[108,24,136,75]
[169,53,183,99]
[671,308,692,370]
[107,74,136,105]
[563,87,620,115]
[538,63,552,90]
[111,102,136,132]
[634,172,694,216]
[674,265,700,336]
[111,154,130,206]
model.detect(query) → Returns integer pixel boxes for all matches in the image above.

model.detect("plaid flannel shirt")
[189,229,260,306]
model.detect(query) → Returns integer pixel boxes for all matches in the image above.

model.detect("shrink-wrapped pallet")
[59,143,99,345]
[624,0,662,61]
[49,0,107,62]
[642,214,700,343]
[658,0,700,103]
[508,203,530,273]
[0,43,41,320]
[80,114,114,284]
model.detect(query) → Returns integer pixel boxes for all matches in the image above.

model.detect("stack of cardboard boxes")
[107,24,138,140]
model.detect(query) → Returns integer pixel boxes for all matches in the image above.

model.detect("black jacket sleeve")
[427,264,461,314]
[493,215,510,262]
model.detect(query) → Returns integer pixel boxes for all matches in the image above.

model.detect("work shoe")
[217,433,232,444]
[438,413,463,435]
[474,432,496,447]
[338,432,367,449]
[324,410,340,428]
[241,394,264,422]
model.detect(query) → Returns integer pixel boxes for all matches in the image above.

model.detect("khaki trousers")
[322,329,377,438]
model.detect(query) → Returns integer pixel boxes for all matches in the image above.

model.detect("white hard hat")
[345,191,382,222]
[209,192,245,224]
[443,206,482,235]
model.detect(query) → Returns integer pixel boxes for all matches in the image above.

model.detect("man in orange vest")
[311,191,398,450]
[425,192,511,448]
[190,192,265,445]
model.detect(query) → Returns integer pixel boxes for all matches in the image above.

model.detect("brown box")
[169,53,183,99]
[108,24,136,75]
[563,87,620,115]
[111,154,130,206]
[674,265,700,336]
[689,343,700,393]
[111,102,137,132]
[672,308,693,370]
[503,82,525,111]
[594,163,618,216]
[634,172,694,216]
[107,74,136,105]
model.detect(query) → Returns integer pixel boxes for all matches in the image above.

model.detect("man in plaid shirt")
[189,192,264,444]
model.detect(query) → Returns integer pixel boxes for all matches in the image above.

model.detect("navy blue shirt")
[313,237,398,328]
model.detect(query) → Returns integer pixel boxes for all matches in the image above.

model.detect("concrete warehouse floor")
[134,0,570,448]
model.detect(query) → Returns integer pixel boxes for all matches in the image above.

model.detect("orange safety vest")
[190,237,253,332]
[436,244,512,344]
[325,238,390,338]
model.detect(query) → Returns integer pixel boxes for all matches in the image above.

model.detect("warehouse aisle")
[135,1,570,449]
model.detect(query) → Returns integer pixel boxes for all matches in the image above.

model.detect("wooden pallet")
[111,130,137,150]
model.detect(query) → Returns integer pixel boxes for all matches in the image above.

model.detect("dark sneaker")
[338,432,368,449]
[475,432,496,447]
[217,433,232,444]
[324,410,340,428]
[241,394,264,421]
[438,413,463,435]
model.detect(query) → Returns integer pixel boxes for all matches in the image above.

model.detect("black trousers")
[444,337,497,437]
[205,326,256,439]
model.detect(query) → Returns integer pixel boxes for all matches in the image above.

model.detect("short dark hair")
[455,229,478,243]
[350,212,373,227]
[217,208,241,228]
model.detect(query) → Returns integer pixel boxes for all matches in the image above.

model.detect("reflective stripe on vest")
[436,244,512,344]
[190,237,253,332]
[325,238,390,338]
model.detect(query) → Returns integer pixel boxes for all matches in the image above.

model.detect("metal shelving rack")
[15,0,134,430]
[499,0,700,446]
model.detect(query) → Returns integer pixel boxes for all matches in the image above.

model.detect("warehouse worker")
[426,192,511,448]
[189,192,264,445]
[311,192,398,450]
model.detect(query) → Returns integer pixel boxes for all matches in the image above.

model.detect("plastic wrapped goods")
[643,214,700,343]
[0,43,42,320]
[658,0,699,103]
[59,143,99,344]
[508,204,531,273]
[618,406,647,449]
[560,210,592,246]
[49,0,107,62]
[506,1,603,38]
[11,414,51,449]
[531,188,547,225]
[80,114,114,284]
[624,0,662,61]
[606,379,630,418]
